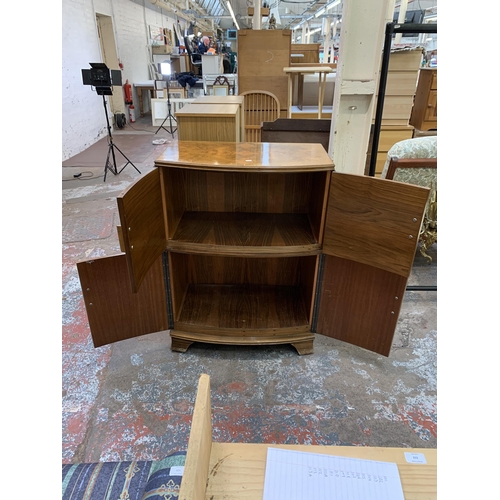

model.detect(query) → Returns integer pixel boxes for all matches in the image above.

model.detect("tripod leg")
[113,143,141,175]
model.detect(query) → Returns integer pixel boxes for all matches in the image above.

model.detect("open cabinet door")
[117,169,167,292]
[316,173,430,356]
[77,253,171,347]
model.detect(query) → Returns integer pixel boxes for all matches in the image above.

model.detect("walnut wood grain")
[323,172,429,278]
[169,212,319,256]
[169,254,308,287]
[170,330,314,352]
[316,255,407,356]
[117,169,167,292]
[154,141,334,172]
[161,168,329,249]
[77,254,169,348]
[177,284,309,330]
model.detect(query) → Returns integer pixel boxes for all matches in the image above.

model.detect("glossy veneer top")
[154,141,334,172]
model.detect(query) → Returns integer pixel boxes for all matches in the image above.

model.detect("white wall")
[62,0,182,161]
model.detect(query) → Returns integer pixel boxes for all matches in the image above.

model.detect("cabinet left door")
[77,253,170,347]
[117,169,167,292]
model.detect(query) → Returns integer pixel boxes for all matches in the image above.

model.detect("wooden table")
[179,375,437,500]
[283,66,333,118]
[134,81,155,117]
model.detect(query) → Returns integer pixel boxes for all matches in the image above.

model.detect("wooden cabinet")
[290,43,320,64]
[77,141,430,356]
[237,29,292,118]
[409,68,437,131]
[175,103,242,142]
[191,96,245,143]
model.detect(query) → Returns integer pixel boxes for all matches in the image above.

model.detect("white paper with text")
[262,448,405,500]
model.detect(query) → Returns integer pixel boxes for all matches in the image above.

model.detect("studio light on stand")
[81,63,141,182]
[155,61,177,137]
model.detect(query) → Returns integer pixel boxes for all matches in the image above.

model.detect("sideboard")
[77,141,430,356]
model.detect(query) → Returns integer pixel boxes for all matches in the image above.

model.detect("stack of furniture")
[409,68,437,133]
[237,29,292,118]
[368,48,423,176]
[76,141,430,357]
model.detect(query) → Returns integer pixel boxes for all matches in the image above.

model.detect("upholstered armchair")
[381,136,437,262]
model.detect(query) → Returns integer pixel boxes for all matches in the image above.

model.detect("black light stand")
[155,62,177,137]
[81,63,141,182]
[102,93,141,182]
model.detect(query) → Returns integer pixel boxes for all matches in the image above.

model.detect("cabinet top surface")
[154,141,334,171]
[175,103,239,116]
[193,96,244,105]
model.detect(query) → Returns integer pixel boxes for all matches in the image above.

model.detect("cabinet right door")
[316,172,430,356]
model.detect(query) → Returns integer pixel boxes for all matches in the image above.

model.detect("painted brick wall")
[62,0,178,161]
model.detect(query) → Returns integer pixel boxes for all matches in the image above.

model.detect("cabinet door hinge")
[311,253,325,333]
[162,251,175,329]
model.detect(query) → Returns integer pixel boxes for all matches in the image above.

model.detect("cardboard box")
[248,7,270,16]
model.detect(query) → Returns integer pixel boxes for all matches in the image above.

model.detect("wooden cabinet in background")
[290,43,320,64]
[175,103,241,142]
[237,29,292,118]
[77,142,430,357]
[409,68,437,131]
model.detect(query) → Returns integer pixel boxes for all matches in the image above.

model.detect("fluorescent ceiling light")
[227,1,240,30]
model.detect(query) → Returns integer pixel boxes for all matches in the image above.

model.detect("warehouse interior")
[3,0,484,497]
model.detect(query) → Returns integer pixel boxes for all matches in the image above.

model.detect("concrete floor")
[62,113,437,464]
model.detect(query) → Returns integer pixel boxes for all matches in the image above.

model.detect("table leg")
[318,73,326,119]
[298,74,304,111]
[138,89,144,117]
[287,75,292,118]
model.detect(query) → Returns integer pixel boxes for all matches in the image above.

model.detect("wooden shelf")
[176,284,309,331]
[169,212,320,256]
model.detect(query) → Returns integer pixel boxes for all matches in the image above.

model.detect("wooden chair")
[384,157,437,263]
[239,91,280,142]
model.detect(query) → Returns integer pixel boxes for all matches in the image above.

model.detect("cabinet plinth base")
[170,330,315,355]
[170,337,194,353]
[290,340,314,355]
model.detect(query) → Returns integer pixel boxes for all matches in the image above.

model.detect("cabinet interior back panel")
[162,168,328,214]
[169,254,316,324]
